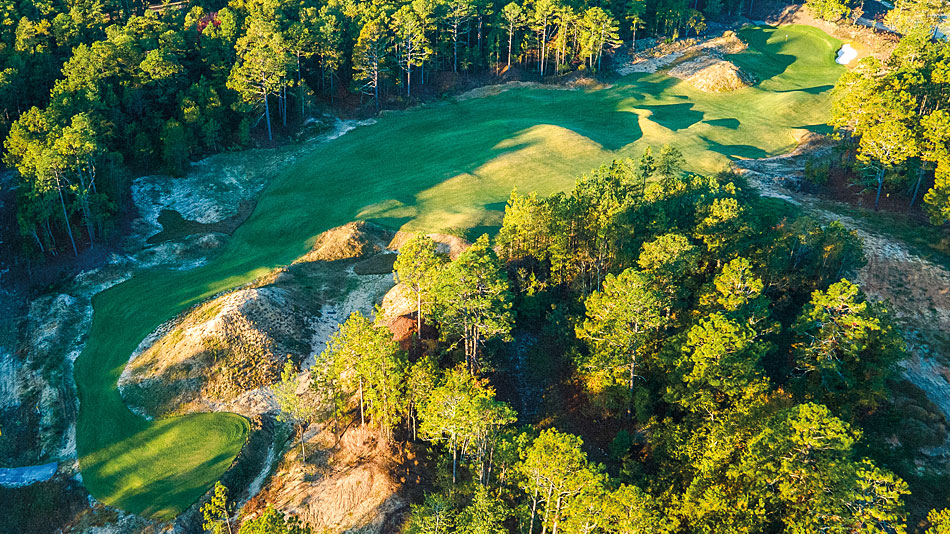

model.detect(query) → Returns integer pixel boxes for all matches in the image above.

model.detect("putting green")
[75,25,843,518]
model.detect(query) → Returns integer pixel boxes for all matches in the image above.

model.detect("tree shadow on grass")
[796,123,834,135]
[774,84,835,95]
[365,216,413,231]
[705,118,741,130]
[702,137,771,160]
[640,103,704,132]
[466,225,502,241]
[730,27,797,84]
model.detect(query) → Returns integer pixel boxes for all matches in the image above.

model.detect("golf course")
[75,24,845,518]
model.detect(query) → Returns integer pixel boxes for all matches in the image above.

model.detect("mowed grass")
[75,24,843,518]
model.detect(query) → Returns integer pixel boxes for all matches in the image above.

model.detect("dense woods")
[3,0,949,261]
[0,0,628,258]
[264,147,950,533]
[829,30,950,223]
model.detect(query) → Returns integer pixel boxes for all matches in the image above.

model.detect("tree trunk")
[453,23,460,72]
[359,377,365,426]
[452,437,458,484]
[541,26,547,75]
[529,486,540,534]
[56,175,78,256]
[874,167,884,211]
[541,484,553,534]
[298,54,305,120]
[374,63,380,112]
[553,494,563,534]
[78,171,95,246]
[910,166,924,207]
[31,228,44,253]
[262,80,273,142]
[628,356,636,419]
[508,26,513,68]
[417,289,422,335]
[477,16,483,59]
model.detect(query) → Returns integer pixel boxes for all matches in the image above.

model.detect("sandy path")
[734,143,950,422]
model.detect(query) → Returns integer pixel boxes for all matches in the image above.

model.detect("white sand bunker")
[836,44,857,65]
[668,56,756,93]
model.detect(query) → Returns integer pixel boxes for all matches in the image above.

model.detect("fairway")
[74,25,844,518]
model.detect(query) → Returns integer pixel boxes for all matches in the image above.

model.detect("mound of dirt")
[380,283,415,321]
[706,30,748,55]
[668,56,756,92]
[245,425,404,534]
[389,231,470,260]
[296,222,394,264]
[119,222,399,418]
[119,285,312,418]
[617,30,748,76]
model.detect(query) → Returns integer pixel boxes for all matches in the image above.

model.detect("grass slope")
[75,25,843,518]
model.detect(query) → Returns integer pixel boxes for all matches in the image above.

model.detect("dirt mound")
[120,222,399,418]
[246,425,404,534]
[705,30,748,54]
[389,232,470,260]
[617,30,748,76]
[119,285,312,418]
[380,284,415,321]
[669,56,755,92]
[455,81,541,101]
[296,222,394,264]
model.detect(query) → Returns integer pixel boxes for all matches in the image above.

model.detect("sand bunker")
[836,43,857,65]
[668,56,756,92]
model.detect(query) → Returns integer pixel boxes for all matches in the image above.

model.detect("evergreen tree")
[418,366,516,484]
[576,268,664,412]
[227,18,292,141]
[353,16,390,111]
[434,234,514,373]
[394,233,446,335]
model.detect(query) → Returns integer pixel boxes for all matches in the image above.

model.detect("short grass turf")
[75,24,844,518]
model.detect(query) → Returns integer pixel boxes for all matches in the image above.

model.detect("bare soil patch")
[669,56,756,92]
[119,222,398,419]
[245,424,404,534]
[617,30,749,76]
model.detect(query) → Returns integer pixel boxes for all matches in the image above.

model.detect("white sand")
[836,43,857,65]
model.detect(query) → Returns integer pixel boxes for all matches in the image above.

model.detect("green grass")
[74,24,844,518]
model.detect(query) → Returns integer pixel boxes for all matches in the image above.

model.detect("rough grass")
[74,24,844,518]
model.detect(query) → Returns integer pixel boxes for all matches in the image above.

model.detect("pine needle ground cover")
[75,24,843,519]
